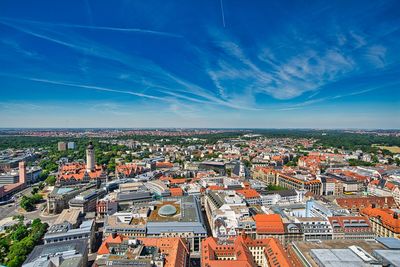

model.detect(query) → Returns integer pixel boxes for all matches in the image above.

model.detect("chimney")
[394,212,399,220]
[371,203,376,209]
[19,161,27,185]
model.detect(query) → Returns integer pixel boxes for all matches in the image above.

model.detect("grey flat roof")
[117,191,152,201]
[373,250,400,266]
[24,239,87,265]
[376,237,400,250]
[310,249,366,267]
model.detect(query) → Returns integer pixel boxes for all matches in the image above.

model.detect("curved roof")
[158,204,177,216]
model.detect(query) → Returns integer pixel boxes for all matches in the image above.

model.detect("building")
[361,206,400,239]
[236,189,261,205]
[288,239,394,267]
[47,184,96,214]
[96,234,189,267]
[69,189,106,213]
[23,239,88,267]
[0,161,27,200]
[105,196,207,255]
[58,141,67,151]
[252,167,277,185]
[320,177,342,196]
[295,217,333,241]
[116,190,154,208]
[146,196,207,254]
[57,162,107,185]
[115,162,146,178]
[252,214,286,245]
[276,173,321,196]
[67,141,76,150]
[261,189,305,206]
[53,208,81,227]
[328,216,375,240]
[335,196,397,213]
[201,234,292,267]
[44,219,96,252]
[97,199,118,217]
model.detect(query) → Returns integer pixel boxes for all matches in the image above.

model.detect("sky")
[0,0,399,129]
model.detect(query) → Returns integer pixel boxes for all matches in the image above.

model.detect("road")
[0,185,59,224]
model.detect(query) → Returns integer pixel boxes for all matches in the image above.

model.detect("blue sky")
[0,0,399,128]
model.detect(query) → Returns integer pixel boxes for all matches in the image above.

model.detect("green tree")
[11,225,28,241]
[45,175,56,186]
[31,187,39,195]
[20,196,34,212]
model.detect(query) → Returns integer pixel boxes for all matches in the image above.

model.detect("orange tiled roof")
[116,163,144,177]
[336,196,397,209]
[58,162,104,181]
[139,237,189,267]
[328,216,372,233]
[201,234,291,267]
[236,189,260,199]
[169,178,187,184]
[99,234,189,267]
[361,207,400,233]
[156,162,174,168]
[253,214,284,234]
[170,187,184,197]
[97,234,126,255]
[208,185,224,191]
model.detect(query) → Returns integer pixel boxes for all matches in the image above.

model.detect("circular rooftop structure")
[158,204,177,216]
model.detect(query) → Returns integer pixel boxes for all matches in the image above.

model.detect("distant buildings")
[58,141,75,151]
[57,141,67,151]
[115,162,145,179]
[67,141,75,150]
[56,142,107,185]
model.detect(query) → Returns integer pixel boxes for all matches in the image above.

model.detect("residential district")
[0,130,400,267]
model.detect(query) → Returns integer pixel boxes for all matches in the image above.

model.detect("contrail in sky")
[220,0,226,28]
[0,17,183,38]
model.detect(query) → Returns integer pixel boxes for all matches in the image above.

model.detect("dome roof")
[158,204,177,216]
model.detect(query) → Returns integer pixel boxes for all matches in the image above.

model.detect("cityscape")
[1,1,400,267]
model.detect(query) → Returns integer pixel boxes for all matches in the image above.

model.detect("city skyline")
[0,0,399,128]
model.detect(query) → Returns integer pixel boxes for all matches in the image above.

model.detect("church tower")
[86,142,95,172]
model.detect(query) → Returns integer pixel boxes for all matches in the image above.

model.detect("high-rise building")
[19,161,26,185]
[67,142,76,150]
[58,142,67,151]
[86,142,95,172]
